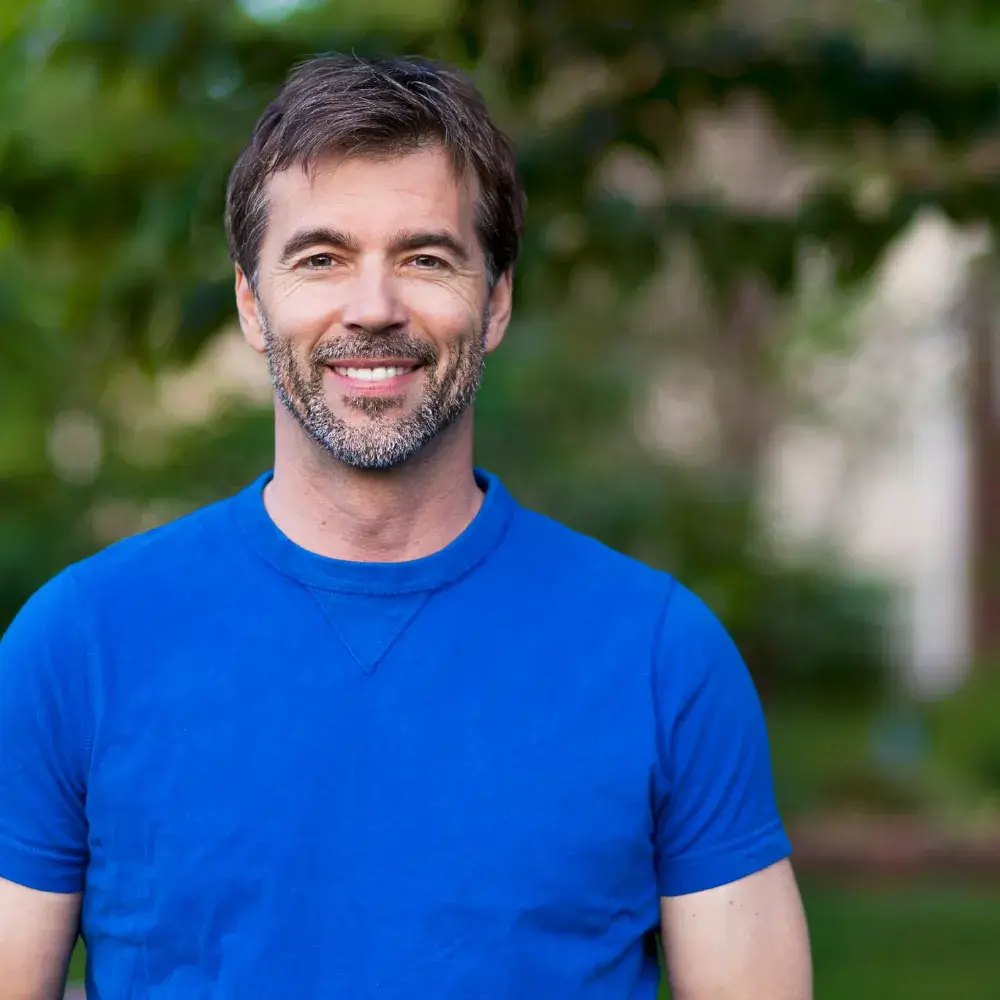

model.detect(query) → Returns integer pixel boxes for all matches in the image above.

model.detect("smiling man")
[255,152,494,476]
[0,56,812,999]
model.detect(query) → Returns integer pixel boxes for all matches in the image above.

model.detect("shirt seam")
[649,575,680,802]
[0,830,87,867]
[658,817,788,866]
[302,585,436,673]
[232,494,516,597]
[63,564,97,789]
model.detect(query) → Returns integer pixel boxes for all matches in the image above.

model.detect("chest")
[83,595,659,942]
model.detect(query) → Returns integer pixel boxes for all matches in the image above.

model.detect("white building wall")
[762,211,989,697]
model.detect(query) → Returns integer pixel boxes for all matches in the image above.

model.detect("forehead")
[262,147,480,252]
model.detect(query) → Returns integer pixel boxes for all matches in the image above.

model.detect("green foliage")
[925,666,1000,809]
[731,563,893,703]
[805,882,1000,1000]
[2,0,991,714]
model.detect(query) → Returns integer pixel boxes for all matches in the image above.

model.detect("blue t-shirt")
[0,470,790,999]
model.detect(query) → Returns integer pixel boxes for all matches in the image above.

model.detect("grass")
[67,943,86,983]
[69,881,1000,998]
[803,881,1000,1000]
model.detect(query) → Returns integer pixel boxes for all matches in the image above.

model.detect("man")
[0,55,811,999]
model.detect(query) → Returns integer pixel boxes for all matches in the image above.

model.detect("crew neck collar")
[232,467,515,595]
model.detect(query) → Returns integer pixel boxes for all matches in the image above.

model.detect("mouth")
[324,359,424,395]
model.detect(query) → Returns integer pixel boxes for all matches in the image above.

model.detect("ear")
[235,266,266,354]
[484,269,513,355]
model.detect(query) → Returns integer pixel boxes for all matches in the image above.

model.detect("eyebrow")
[278,228,360,265]
[277,227,472,267]
[388,230,471,265]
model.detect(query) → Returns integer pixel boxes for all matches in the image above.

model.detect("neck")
[263,410,483,563]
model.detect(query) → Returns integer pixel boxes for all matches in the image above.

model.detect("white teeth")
[333,365,415,381]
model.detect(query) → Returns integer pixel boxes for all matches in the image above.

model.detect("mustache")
[311,336,438,366]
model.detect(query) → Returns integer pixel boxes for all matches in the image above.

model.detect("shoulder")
[79,492,239,580]
[507,504,676,607]
[9,486,248,634]
[501,504,723,667]
[504,500,734,634]
[503,499,739,666]
[501,503,751,713]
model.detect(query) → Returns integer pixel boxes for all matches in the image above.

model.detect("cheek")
[404,283,482,342]
[271,281,342,337]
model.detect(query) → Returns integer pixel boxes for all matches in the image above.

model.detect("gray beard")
[262,309,488,470]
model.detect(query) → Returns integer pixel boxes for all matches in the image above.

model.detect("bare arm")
[0,877,80,1000]
[660,859,812,1000]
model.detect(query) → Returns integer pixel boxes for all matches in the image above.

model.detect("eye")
[300,253,336,269]
[408,254,446,270]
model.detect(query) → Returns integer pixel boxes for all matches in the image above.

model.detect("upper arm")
[651,583,808,994]
[0,877,81,1000]
[660,859,811,1000]
[652,583,790,895]
[0,574,89,997]
[0,570,90,890]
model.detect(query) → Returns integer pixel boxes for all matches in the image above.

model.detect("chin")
[335,397,409,423]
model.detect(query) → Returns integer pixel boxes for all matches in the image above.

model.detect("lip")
[324,360,424,395]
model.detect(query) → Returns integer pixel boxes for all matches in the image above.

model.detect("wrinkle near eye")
[272,273,315,305]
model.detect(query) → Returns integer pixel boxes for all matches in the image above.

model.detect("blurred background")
[3,0,1000,996]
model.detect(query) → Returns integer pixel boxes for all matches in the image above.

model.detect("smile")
[330,365,418,381]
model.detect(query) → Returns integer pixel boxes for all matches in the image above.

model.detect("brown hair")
[225,54,525,288]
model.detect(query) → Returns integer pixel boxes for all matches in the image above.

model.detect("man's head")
[226,55,524,469]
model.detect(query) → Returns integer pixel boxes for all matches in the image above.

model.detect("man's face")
[236,146,511,469]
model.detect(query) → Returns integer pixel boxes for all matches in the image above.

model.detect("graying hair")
[225,54,525,288]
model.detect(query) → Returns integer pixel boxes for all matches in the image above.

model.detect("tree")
[4,0,998,686]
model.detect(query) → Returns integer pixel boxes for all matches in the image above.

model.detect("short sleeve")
[0,569,91,892]
[652,582,791,897]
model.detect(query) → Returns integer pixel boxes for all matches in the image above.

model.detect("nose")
[340,258,407,334]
